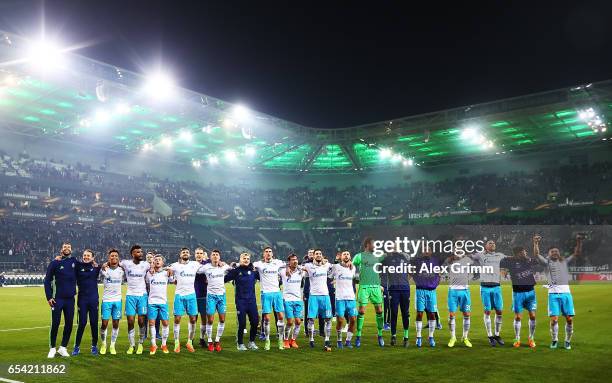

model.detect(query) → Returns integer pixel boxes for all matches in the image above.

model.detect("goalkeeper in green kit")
[352,237,385,347]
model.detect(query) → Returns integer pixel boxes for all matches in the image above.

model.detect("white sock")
[111,327,119,343]
[495,315,502,336]
[139,325,146,344]
[293,323,301,340]
[449,317,456,338]
[200,324,206,340]
[284,324,292,340]
[324,319,332,342]
[416,320,423,337]
[264,319,270,340]
[565,322,573,342]
[188,322,195,341]
[550,320,559,342]
[428,320,436,337]
[514,319,521,340]
[206,324,213,343]
[173,323,180,341]
[463,316,471,339]
[484,314,492,337]
[346,331,353,342]
[101,328,107,344]
[128,329,135,347]
[215,323,225,342]
[337,329,342,342]
[276,320,285,340]
[150,325,157,346]
[308,319,315,341]
[529,319,536,339]
[162,325,169,346]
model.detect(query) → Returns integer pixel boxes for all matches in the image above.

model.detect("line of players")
[44,234,581,357]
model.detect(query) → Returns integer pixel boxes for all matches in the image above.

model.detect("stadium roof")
[0,30,611,174]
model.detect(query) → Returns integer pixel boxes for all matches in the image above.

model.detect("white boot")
[57,346,70,357]
[47,348,57,358]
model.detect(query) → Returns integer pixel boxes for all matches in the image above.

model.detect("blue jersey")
[381,253,410,291]
[44,256,77,300]
[75,261,101,300]
[225,264,259,301]
[500,256,538,292]
[194,259,210,298]
[411,255,442,290]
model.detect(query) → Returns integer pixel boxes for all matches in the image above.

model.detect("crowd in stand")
[0,151,611,275]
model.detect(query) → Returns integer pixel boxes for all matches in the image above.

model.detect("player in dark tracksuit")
[44,242,77,358]
[225,253,260,350]
[72,249,101,355]
[381,252,411,347]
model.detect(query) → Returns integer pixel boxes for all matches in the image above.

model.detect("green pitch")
[0,284,611,383]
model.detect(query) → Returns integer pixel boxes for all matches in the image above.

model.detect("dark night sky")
[1,0,612,128]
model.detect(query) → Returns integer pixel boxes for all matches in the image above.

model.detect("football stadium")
[1,3,612,383]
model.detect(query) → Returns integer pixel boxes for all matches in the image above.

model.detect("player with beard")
[170,248,208,352]
[302,249,334,351]
[534,234,582,350]
[45,242,77,358]
[116,245,150,354]
[331,251,357,349]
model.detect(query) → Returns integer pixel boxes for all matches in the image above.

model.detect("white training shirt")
[253,259,285,293]
[303,262,332,296]
[202,263,231,295]
[146,270,173,304]
[120,259,150,296]
[279,267,304,301]
[101,266,124,303]
[331,264,356,300]
[170,261,206,296]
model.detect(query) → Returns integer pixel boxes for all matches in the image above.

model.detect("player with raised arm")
[253,247,286,350]
[280,253,304,349]
[194,247,209,348]
[201,249,231,352]
[224,252,260,351]
[534,234,582,350]
[44,242,77,358]
[302,249,334,351]
[170,247,207,353]
[72,249,101,356]
[446,254,473,348]
[470,240,507,346]
[331,251,357,349]
[119,245,150,354]
[410,247,441,347]
[500,245,539,349]
[146,255,174,354]
[99,249,124,355]
[352,237,385,348]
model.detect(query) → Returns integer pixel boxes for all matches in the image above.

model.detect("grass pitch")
[0,284,611,383]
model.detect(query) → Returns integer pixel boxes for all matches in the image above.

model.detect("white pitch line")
[0,312,241,332]
[0,377,25,383]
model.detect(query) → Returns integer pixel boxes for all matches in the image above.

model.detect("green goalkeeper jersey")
[353,251,381,286]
